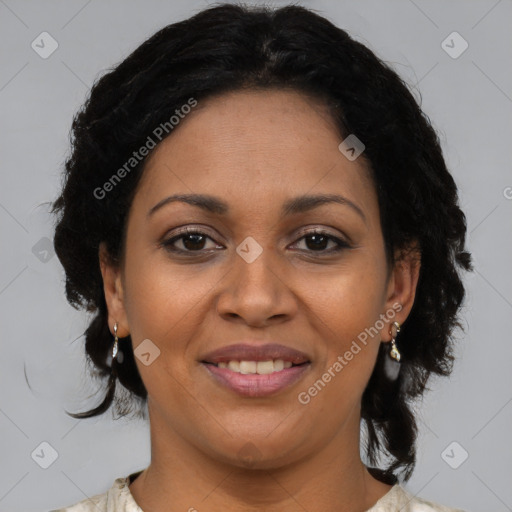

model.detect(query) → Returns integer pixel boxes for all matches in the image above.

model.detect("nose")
[216,242,297,327]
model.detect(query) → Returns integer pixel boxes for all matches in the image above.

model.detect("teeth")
[216,359,294,374]
[255,360,274,374]
[240,361,257,374]
[227,360,239,372]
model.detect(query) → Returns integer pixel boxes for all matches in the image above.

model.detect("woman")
[50,3,471,511]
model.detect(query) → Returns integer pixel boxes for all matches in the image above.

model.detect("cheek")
[302,252,387,390]
[121,249,224,390]
[307,254,386,339]
[123,245,218,340]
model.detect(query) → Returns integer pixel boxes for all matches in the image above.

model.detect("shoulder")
[367,484,466,512]
[49,475,142,512]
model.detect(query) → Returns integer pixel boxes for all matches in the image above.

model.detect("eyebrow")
[147,193,366,222]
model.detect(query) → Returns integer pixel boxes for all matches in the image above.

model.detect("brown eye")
[292,230,350,254]
[162,229,220,253]
[178,232,207,251]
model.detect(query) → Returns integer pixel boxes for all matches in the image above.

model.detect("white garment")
[51,471,465,512]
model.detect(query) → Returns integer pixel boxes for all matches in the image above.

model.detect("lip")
[200,343,311,365]
[201,361,311,397]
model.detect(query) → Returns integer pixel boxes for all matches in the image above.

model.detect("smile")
[201,360,311,397]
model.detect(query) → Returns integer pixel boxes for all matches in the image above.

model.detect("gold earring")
[389,321,401,362]
[112,322,119,361]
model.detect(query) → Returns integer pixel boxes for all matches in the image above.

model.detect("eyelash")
[160,227,351,256]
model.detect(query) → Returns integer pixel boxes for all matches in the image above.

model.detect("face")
[100,89,419,469]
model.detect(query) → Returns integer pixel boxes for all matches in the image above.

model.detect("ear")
[99,242,130,338]
[379,242,421,341]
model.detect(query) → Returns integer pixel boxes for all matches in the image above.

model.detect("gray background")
[1,1,511,511]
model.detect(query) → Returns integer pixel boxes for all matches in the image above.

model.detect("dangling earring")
[383,321,401,380]
[112,322,119,362]
[389,321,401,362]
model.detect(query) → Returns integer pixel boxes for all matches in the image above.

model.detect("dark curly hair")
[50,2,472,484]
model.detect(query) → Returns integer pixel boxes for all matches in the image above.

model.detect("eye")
[161,228,221,253]
[290,229,350,254]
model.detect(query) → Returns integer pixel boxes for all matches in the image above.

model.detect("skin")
[99,89,420,512]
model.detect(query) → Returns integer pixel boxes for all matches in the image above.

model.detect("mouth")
[200,357,311,398]
[199,342,312,397]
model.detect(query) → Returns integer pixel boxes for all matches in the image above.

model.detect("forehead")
[132,88,377,220]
